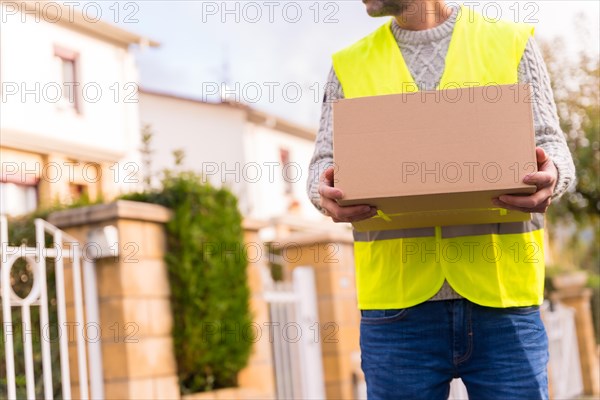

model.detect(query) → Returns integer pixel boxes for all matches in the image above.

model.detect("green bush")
[122,171,252,393]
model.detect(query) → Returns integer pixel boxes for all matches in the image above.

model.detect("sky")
[76,0,600,129]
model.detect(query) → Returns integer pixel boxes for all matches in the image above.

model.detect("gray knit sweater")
[306,6,576,301]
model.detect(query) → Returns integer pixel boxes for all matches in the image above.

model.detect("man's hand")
[492,147,558,213]
[318,167,377,223]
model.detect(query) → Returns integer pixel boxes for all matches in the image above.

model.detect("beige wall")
[0,147,110,214]
[274,231,359,399]
[48,202,278,399]
[50,201,180,399]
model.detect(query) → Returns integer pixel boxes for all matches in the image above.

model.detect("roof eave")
[11,0,160,48]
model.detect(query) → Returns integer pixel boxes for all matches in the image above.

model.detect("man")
[306,0,576,398]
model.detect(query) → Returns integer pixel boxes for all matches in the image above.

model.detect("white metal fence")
[1,216,104,399]
[448,378,469,399]
[263,266,326,400]
[542,300,584,399]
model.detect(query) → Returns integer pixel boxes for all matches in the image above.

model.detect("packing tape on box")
[374,207,508,222]
[376,209,393,222]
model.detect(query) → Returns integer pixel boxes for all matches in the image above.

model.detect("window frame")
[54,45,81,113]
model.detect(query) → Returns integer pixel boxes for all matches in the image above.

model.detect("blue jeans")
[360,299,549,400]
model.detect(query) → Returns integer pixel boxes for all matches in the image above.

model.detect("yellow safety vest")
[332,6,545,309]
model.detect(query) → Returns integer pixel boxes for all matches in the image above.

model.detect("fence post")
[49,200,179,399]
[235,219,277,398]
[293,267,326,400]
[82,258,105,399]
[551,287,600,396]
[272,230,357,399]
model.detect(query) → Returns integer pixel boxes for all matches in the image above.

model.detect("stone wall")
[272,230,358,399]
[50,201,179,399]
[48,201,277,399]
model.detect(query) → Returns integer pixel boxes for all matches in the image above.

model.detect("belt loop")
[435,226,442,241]
[435,226,442,264]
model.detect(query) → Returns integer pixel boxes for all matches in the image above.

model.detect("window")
[0,182,38,216]
[54,46,80,112]
[69,183,88,203]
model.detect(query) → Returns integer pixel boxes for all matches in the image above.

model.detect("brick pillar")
[236,219,276,397]
[49,200,180,399]
[551,287,600,396]
[274,231,358,400]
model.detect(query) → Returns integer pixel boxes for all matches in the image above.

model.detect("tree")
[140,123,155,191]
[539,19,600,340]
[539,33,599,272]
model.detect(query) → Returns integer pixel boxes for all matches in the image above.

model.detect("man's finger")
[498,188,551,209]
[493,196,551,213]
[346,208,378,222]
[334,207,378,223]
[339,206,376,221]
[320,197,372,218]
[319,183,343,200]
[492,198,534,213]
[334,204,374,220]
[536,147,549,166]
[523,171,554,188]
[321,167,335,186]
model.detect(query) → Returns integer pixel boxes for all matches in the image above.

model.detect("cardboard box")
[333,84,537,232]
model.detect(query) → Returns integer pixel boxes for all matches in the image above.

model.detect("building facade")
[0,0,157,216]
[138,89,324,222]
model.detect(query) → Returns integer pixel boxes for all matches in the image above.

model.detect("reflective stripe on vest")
[332,6,544,309]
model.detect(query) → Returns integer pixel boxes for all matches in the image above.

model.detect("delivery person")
[307,0,576,398]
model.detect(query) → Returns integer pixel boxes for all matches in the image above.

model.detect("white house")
[138,89,324,222]
[0,0,325,224]
[0,0,158,215]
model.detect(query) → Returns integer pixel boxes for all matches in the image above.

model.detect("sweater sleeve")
[306,66,344,213]
[518,36,576,199]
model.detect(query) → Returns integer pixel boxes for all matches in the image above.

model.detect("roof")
[8,0,160,48]
[139,87,246,110]
[139,87,316,141]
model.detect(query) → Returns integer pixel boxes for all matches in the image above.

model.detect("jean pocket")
[360,308,408,324]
